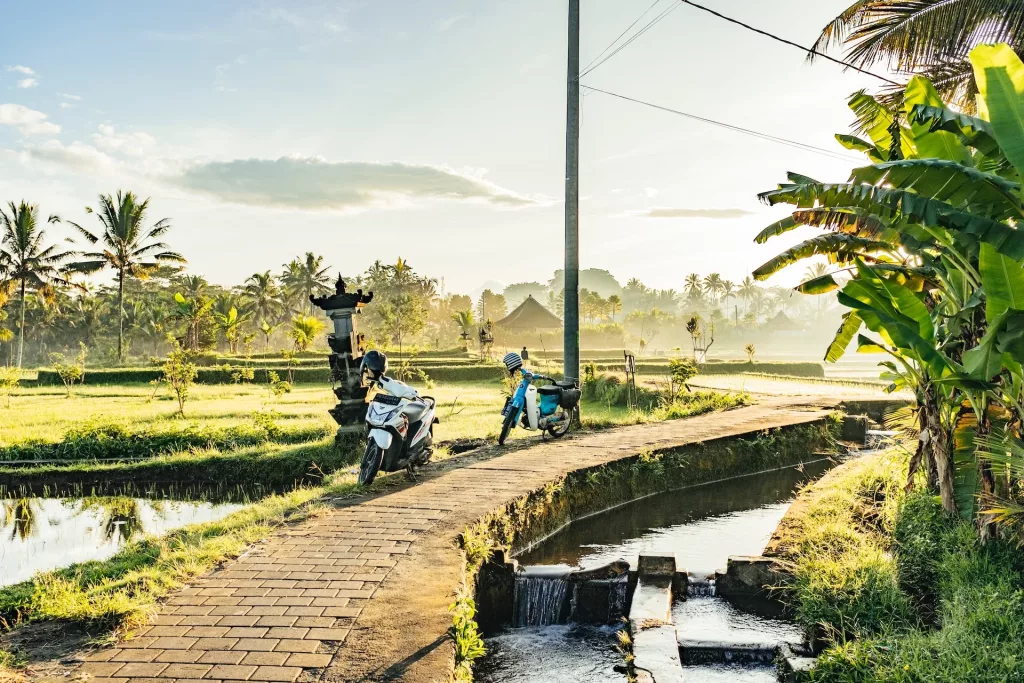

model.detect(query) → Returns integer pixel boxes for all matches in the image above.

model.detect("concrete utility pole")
[563,0,580,383]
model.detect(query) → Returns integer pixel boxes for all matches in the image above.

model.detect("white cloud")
[436,14,466,31]
[92,124,157,157]
[17,78,38,89]
[58,93,82,101]
[169,156,537,211]
[0,104,60,136]
[6,65,35,76]
[18,139,115,173]
[644,187,659,198]
[636,207,754,219]
[59,102,74,109]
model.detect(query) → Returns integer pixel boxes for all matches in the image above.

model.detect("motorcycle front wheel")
[498,410,516,445]
[359,441,384,486]
[546,407,574,439]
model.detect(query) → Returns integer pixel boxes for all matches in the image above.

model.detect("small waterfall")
[687,574,717,597]
[513,567,571,627]
[608,576,629,620]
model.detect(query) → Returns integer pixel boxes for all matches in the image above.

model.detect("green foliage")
[0,418,330,463]
[667,357,697,395]
[161,338,198,417]
[786,456,1024,682]
[744,343,755,362]
[48,343,88,397]
[0,365,19,408]
[288,314,326,352]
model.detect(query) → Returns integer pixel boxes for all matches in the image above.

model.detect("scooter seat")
[538,385,562,396]
[556,379,579,389]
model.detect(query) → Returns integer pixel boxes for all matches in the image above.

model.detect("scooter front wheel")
[359,441,384,486]
[498,410,516,445]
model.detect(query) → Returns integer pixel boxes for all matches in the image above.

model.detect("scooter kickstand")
[406,465,418,482]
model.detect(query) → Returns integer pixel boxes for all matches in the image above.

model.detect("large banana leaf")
[952,412,979,519]
[850,159,1022,218]
[752,234,891,280]
[754,207,889,245]
[824,310,862,363]
[760,179,1024,260]
[848,90,915,159]
[903,76,970,164]
[971,44,1024,179]
[796,272,841,294]
[836,134,886,162]
[979,242,1024,319]
[909,104,1000,157]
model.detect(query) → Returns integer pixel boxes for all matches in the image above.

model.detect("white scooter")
[359,375,437,486]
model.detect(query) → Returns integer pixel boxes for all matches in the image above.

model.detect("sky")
[0,0,889,297]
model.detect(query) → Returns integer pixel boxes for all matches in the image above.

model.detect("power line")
[580,0,664,76]
[678,0,901,86]
[579,1,682,79]
[581,84,863,162]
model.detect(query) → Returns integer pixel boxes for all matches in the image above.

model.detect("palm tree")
[737,276,760,314]
[242,271,283,323]
[607,294,622,322]
[720,280,736,309]
[812,0,1024,109]
[289,314,326,351]
[0,201,74,367]
[683,273,702,297]
[259,319,281,351]
[703,273,724,305]
[281,253,331,315]
[68,191,185,363]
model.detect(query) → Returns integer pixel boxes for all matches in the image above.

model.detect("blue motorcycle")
[498,352,581,445]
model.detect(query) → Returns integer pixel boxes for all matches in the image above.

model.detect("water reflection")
[518,459,833,573]
[0,496,244,588]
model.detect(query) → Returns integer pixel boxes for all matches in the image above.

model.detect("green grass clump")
[0,418,331,463]
[776,453,1024,682]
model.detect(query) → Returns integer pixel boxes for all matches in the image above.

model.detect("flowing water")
[480,459,835,683]
[0,496,244,587]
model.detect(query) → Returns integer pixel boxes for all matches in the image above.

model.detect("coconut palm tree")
[0,201,74,367]
[703,273,724,305]
[683,273,702,297]
[282,253,332,315]
[242,270,284,323]
[67,191,185,363]
[737,276,761,314]
[720,280,736,309]
[813,0,1024,109]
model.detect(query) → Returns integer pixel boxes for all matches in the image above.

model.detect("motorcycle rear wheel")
[359,441,384,486]
[546,407,574,438]
[498,410,516,445]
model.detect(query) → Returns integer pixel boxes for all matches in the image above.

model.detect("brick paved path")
[77,398,841,683]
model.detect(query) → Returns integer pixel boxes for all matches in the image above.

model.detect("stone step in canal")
[477,457,840,682]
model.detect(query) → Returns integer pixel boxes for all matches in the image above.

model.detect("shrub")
[49,343,88,397]
[161,340,198,417]
[0,366,19,408]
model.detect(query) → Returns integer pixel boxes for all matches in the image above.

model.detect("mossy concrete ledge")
[52,398,844,683]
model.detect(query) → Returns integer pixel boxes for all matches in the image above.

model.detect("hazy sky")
[1,0,887,296]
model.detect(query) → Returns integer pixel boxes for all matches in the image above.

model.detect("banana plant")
[753,43,1024,532]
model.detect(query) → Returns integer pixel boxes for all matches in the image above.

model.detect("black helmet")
[360,350,388,383]
[503,352,523,375]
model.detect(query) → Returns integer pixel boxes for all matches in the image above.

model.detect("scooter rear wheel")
[498,410,516,445]
[359,441,383,486]
[546,407,574,438]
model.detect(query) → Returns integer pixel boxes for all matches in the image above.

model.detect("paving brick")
[112,662,168,677]
[250,666,302,682]
[182,626,230,638]
[207,664,257,680]
[151,637,199,650]
[231,638,280,652]
[191,637,240,651]
[111,649,162,663]
[304,628,349,641]
[254,616,297,627]
[197,652,247,665]
[239,652,289,666]
[224,627,268,638]
[283,654,332,668]
[159,663,212,678]
[215,616,261,627]
[81,662,125,677]
[148,626,191,637]
[154,650,204,663]
[273,641,319,654]
[264,628,309,640]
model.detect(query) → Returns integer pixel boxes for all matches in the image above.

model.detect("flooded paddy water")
[0,495,245,588]
[479,458,836,683]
